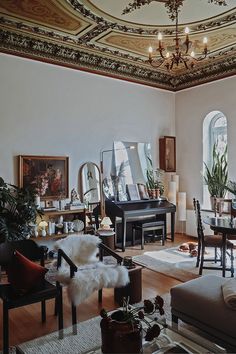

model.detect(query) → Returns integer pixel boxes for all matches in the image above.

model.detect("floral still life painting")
[19,156,69,200]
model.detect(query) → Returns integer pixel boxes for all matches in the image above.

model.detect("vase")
[100,310,142,354]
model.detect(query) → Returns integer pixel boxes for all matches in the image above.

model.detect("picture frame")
[159,136,176,172]
[126,184,141,201]
[19,155,69,200]
[137,183,149,200]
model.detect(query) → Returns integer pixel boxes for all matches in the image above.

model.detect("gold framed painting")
[18,155,69,200]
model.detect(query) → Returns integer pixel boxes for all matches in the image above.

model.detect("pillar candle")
[168,181,176,204]
[178,192,187,221]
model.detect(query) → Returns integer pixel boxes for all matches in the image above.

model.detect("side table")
[96,231,115,250]
[114,265,142,305]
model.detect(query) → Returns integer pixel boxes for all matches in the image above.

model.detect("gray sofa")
[170,275,236,349]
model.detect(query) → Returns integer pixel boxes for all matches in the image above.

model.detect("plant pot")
[147,189,156,199]
[100,310,142,354]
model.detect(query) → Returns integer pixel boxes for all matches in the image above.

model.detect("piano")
[105,199,176,251]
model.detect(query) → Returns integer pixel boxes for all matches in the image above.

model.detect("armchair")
[53,234,129,334]
[0,239,63,354]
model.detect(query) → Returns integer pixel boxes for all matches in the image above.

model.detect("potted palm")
[0,177,43,243]
[204,143,228,210]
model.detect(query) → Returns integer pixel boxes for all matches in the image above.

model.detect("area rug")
[10,293,227,354]
[133,247,235,282]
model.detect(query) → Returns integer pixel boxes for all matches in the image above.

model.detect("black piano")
[105,199,176,251]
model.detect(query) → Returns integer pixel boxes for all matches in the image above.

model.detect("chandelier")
[122,0,228,71]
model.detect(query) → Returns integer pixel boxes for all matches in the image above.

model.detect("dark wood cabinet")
[159,136,176,172]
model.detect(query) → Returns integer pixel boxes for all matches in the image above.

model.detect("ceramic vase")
[100,310,142,354]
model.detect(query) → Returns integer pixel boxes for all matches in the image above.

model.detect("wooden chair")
[0,240,63,354]
[55,235,129,335]
[193,199,234,277]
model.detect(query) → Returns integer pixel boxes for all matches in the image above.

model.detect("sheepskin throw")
[54,234,129,306]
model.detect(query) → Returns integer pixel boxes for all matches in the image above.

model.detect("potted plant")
[204,143,228,210]
[0,177,43,243]
[146,157,164,199]
[100,296,165,354]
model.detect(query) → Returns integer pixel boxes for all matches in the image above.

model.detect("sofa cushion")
[170,275,236,340]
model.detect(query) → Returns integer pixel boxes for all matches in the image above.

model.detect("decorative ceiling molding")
[0,0,236,91]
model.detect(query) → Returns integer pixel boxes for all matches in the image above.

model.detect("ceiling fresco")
[0,0,235,91]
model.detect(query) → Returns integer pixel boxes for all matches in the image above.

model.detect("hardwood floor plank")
[0,233,193,349]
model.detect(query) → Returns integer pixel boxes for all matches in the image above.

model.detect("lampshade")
[168,181,176,204]
[101,217,112,226]
[38,220,48,229]
[172,175,179,194]
[178,192,187,221]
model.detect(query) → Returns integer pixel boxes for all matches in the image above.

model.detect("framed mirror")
[79,162,101,205]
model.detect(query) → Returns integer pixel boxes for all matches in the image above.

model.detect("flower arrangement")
[100,295,166,342]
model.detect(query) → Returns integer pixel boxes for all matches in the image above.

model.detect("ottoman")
[170,275,236,348]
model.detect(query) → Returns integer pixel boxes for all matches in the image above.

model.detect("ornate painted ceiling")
[0,0,235,91]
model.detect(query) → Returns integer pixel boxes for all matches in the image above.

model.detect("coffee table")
[84,321,227,354]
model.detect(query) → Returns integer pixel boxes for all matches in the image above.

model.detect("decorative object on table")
[38,220,48,237]
[67,221,74,233]
[100,295,165,354]
[18,155,69,200]
[126,184,140,201]
[73,219,84,232]
[63,221,68,234]
[0,177,43,242]
[146,157,164,199]
[123,256,134,269]
[203,143,228,210]
[31,224,39,238]
[159,136,176,172]
[48,221,55,236]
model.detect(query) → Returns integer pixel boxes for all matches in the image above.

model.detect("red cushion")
[6,250,48,295]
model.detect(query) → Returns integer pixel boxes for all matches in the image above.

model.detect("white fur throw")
[54,234,129,306]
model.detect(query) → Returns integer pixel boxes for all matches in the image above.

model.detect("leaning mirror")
[107,141,153,201]
[79,162,101,205]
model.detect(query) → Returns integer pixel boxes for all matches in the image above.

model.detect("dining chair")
[0,239,63,354]
[193,199,234,277]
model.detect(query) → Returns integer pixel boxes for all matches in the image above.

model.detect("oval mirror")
[79,162,101,205]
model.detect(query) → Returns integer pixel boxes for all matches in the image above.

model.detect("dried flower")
[100,296,165,342]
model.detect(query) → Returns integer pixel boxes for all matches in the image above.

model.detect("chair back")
[0,239,46,267]
[193,199,204,244]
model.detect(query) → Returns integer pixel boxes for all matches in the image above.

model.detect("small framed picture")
[137,183,149,200]
[126,184,140,201]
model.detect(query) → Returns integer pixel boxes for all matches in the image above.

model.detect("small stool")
[132,221,165,249]
[114,266,142,305]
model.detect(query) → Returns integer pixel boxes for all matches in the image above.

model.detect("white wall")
[0,54,175,198]
[175,76,236,209]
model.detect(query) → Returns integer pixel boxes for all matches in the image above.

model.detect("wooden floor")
[0,233,193,349]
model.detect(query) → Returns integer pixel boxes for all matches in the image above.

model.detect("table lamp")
[100,216,112,230]
[38,220,48,237]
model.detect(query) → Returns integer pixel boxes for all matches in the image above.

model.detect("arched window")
[203,111,227,208]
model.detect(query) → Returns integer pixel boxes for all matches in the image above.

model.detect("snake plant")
[204,143,228,198]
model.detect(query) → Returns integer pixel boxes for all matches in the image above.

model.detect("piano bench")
[114,266,142,305]
[132,221,165,249]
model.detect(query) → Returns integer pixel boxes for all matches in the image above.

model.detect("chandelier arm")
[148,59,164,68]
